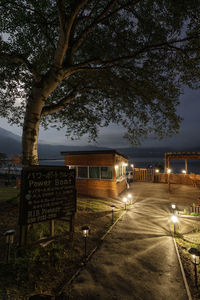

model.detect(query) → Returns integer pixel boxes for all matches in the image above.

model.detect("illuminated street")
[63,182,194,299]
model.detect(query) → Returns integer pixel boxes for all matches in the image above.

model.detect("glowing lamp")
[171,203,176,210]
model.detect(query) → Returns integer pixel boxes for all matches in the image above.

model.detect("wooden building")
[61,150,128,198]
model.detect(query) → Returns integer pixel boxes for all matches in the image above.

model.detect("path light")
[171,215,178,234]
[81,225,89,260]
[110,205,115,224]
[4,229,15,263]
[127,193,132,204]
[123,197,127,210]
[171,203,176,214]
[171,204,176,210]
[188,248,200,288]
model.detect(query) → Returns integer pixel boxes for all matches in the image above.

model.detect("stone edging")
[172,236,192,300]
[55,209,127,296]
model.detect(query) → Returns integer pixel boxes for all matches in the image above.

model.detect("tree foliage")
[0,0,200,162]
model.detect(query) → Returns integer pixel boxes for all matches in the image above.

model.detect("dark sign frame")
[19,166,76,225]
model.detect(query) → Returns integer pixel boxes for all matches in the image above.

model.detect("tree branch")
[67,35,200,73]
[41,95,75,115]
[0,52,41,81]
[41,85,87,115]
[71,0,140,55]
[54,0,88,67]
[71,0,118,55]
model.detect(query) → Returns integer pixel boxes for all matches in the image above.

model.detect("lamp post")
[81,225,89,260]
[4,229,15,263]
[110,205,115,224]
[123,197,127,210]
[127,193,132,205]
[171,203,176,213]
[171,215,178,234]
[167,169,171,193]
[188,248,200,288]
[182,169,186,184]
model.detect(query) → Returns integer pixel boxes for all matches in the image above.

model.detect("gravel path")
[65,183,188,300]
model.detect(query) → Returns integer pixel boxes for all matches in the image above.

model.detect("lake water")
[130,157,200,174]
[39,158,200,174]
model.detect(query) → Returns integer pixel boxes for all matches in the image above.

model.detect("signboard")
[19,166,76,225]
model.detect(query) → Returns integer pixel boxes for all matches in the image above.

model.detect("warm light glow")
[155,169,159,173]
[110,205,115,211]
[192,254,200,264]
[171,204,176,209]
[127,194,132,198]
[82,226,89,237]
[123,163,128,167]
[182,170,186,174]
[123,197,127,203]
[115,165,119,169]
[171,215,178,223]
[131,164,134,168]
[167,169,171,174]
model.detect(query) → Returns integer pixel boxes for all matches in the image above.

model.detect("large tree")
[0,0,199,165]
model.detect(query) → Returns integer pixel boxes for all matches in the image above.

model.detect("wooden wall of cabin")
[116,180,127,195]
[76,178,118,198]
[64,153,128,198]
[65,153,115,166]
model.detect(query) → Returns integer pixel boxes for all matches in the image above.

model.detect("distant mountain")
[0,127,110,158]
[0,127,21,156]
[1,126,200,159]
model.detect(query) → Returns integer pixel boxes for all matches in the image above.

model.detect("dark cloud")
[0,87,199,149]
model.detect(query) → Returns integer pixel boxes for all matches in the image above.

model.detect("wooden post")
[168,173,170,193]
[164,153,167,173]
[152,169,155,182]
[185,159,188,174]
[69,214,75,240]
[19,225,27,247]
[50,220,55,237]
[168,158,170,170]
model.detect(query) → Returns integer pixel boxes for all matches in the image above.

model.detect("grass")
[0,186,19,203]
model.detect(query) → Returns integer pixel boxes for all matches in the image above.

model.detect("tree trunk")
[22,93,43,166]
[22,70,64,166]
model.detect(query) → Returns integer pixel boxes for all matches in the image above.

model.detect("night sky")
[0,86,199,149]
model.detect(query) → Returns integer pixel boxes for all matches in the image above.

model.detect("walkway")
[65,183,188,300]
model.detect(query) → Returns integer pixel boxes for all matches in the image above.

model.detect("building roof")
[60,149,128,159]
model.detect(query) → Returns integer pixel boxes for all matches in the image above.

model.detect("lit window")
[77,167,88,178]
[89,167,100,179]
[101,167,113,179]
